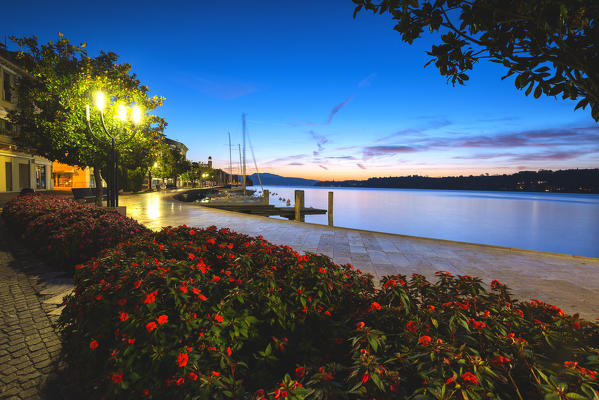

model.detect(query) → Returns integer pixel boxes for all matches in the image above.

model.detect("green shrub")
[2,194,149,269]
[60,225,599,399]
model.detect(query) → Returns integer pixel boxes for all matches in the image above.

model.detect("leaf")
[534,85,543,98]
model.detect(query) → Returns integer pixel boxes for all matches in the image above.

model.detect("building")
[0,45,53,192]
[52,162,98,191]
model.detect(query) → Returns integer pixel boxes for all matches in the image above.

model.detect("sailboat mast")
[238,144,242,185]
[228,131,233,185]
[242,113,247,196]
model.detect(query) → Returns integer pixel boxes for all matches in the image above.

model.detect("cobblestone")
[0,216,74,399]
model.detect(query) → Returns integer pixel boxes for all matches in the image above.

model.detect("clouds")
[172,72,257,100]
[358,73,376,88]
[319,165,329,170]
[309,130,328,152]
[363,145,420,159]
[357,163,367,169]
[324,95,354,125]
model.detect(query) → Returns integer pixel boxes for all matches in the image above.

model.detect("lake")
[248,185,599,258]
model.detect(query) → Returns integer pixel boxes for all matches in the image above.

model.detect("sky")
[3,0,598,180]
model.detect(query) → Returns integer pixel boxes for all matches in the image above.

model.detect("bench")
[72,187,108,203]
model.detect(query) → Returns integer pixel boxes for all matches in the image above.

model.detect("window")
[0,118,18,136]
[36,165,47,189]
[3,70,13,103]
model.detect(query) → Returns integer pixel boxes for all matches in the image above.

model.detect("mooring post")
[263,189,269,205]
[328,191,333,227]
[294,190,305,222]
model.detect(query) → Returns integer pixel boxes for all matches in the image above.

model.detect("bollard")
[294,190,305,222]
[264,189,269,205]
[328,191,333,227]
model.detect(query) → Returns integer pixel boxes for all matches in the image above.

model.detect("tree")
[353,0,599,120]
[154,143,189,185]
[8,34,166,204]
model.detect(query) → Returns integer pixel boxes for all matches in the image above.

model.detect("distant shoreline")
[253,184,599,195]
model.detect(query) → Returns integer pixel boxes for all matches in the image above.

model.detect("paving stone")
[0,219,67,398]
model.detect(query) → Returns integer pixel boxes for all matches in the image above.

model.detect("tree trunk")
[93,167,103,207]
[148,169,152,191]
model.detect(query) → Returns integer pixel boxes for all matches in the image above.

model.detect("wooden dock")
[200,201,326,220]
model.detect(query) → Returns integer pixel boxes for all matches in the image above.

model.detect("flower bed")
[60,225,599,399]
[1,194,148,270]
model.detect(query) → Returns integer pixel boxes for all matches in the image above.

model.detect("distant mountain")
[249,173,321,186]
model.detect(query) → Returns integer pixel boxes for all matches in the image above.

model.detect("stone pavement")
[0,217,74,400]
[120,190,599,321]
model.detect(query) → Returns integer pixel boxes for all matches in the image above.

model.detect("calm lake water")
[248,185,599,258]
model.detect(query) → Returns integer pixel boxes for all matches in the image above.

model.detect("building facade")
[0,46,53,192]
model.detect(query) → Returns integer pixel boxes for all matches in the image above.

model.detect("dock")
[200,201,326,220]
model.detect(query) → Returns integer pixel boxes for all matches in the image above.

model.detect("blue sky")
[4,0,598,179]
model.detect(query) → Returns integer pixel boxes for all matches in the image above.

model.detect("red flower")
[211,276,221,283]
[143,290,158,304]
[180,285,188,293]
[435,270,452,276]
[361,372,369,383]
[146,322,157,332]
[157,314,168,324]
[95,294,103,301]
[318,267,326,273]
[446,375,457,385]
[491,279,503,289]
[176,377,184,386]
[128,338,135,344]
[368,302,381,312]
[189,229,196,235]
[296,366,305,378]
[427,305,435,312]
[355,321,365,329]
[418,336,432,346]
[120,312,129,322]
[564,361,579,369]
[211,371,220,377]
[383,279,397,288]
[188,372,198,380]
[188,253,195,260]
[406,321,418,333]
[226,347,232,356]
[199,294,208,301]
[214,314,224,323]
[89,339,98,350]
[461,372,479,385]
[111,372,123,384]
[490,355,511,366]
[177,352,188,367]
[134,280,142,289]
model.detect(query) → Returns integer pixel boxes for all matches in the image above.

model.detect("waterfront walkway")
[121,190,599,320]
[0,219,75,399]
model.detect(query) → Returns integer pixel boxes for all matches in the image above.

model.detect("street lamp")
[85,91,142,207]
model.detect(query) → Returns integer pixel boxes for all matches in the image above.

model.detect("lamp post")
[85,91,142,207]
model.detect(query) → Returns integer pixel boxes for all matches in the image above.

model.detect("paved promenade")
[121,190,599,320]
[0,219,74,399]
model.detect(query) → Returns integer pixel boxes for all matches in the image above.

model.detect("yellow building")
[0,45,53,192]
[52,162,98,191]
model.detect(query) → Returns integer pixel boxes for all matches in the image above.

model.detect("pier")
[200,201,326,220]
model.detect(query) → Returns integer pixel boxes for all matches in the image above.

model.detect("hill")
[249,173,321,186]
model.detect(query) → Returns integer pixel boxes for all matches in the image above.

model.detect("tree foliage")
[154,143,189,182]
[8,34,166,182]
[353,0,599,120]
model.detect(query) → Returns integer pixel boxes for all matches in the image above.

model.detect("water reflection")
[252,186,599,258]
[146,195,161,220]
